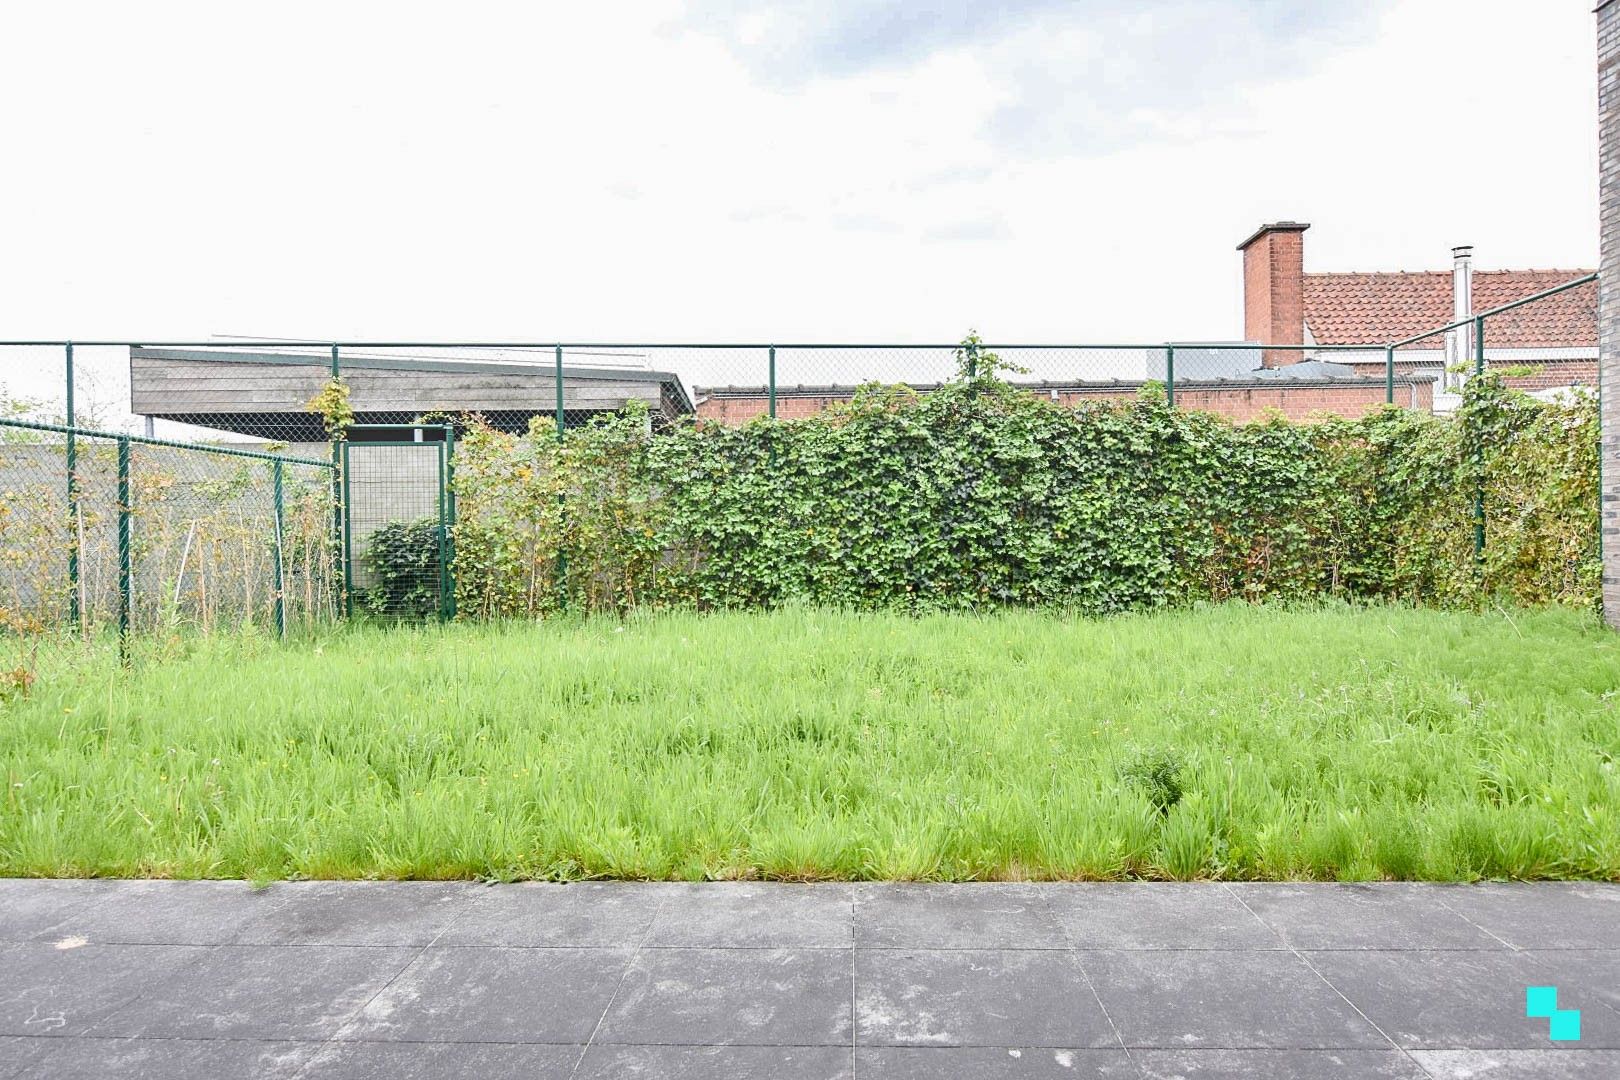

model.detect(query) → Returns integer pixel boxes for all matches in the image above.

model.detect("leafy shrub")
[1121,747,1186,814]
[361,518,443,618]
[448,362,1600,618]
[0,664,34,706]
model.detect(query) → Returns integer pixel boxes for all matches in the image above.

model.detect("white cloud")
[0,0,1599,372]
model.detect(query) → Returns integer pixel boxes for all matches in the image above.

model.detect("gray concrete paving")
[1,880,1617,1078]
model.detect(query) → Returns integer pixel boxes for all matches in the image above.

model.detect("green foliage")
[953,330,1028,381]
[449,356,1600,618]
[0,663,34,706]
[361,519,443,618]
[307,378,355,439]
[5,604,1618,881]
[1121,747,1186,814]
[453,401,668,618]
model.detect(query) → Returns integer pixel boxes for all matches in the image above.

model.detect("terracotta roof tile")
[1303,270,1595,347]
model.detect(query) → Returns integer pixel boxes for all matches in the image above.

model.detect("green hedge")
[450,367,1599,619]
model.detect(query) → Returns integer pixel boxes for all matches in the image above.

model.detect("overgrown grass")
[2,603,1617,882]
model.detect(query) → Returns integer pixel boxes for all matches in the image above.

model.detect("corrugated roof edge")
[131,345,696,416]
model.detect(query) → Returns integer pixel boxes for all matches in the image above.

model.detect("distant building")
[1239,222,1596,401]
[129,346,693,446]
[696,364,1430,425]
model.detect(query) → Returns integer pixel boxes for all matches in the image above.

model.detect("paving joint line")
[1416,890,1620,1024]
[288,892,489,1079]
[1430,889,1519,951]
[1221,882,1431,1078]
[69,940,221,1042]
[1035,883,1146,1079]
[850,884,858,1079]
[565,888,674,1080]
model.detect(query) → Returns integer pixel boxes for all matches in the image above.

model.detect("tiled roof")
[1303,270,1596,347]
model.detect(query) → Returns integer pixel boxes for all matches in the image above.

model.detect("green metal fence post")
[442,424,457,621]
[1473,314,1486,567]
[340,440,354,617]
[1385,344,1395,405]
[1165,344,1175,408]
[116,436,131,659]
[329,344,346,618]
[768,345,777,418]
[272,459,286,638]
[554,344,566,441]
[65,342,80,627]
[435,437,450,622]
[554,345,568,609]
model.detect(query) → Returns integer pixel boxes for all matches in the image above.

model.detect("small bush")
[1121,747,1186,814]
[0,664,34,705]
[361,518,443,618]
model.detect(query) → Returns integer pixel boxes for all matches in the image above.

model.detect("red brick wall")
[695,394,856,424]
[1241,224,1308,368]
[1501,360,1599,391]
[697,381,1431,426]
[1345,357,1598,392]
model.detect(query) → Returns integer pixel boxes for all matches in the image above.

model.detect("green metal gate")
[340,425,455,620]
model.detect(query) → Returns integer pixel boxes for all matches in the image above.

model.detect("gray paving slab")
[4,1036,313,1079]
[574,1044,854,1079]
[1435,882,1620,950]
[1043,882,1285,949]
[643,881,853,947]
[0,1035,52,1080]
[1080,949,1390,1049]
[1409,1049,1620,1079]
[855,883,1067,949]
[23,879,283,946]
[434,881,664,947]
[0,880,117,943]
[856,949,1115,1048]
[1303,948,1620,1049]
[0,943,208,1037]
[230,881,473,946]
[298,1040,582,1078]
[1525,948,1620,1017]
[1228,882,1505,950]
[339,946,631,1044]
[597,947,853,1046]
[855,1046,1136,1077]
[90,944,416,1041]
[4,880,1616,1079]
[1132,1048,1428,1078]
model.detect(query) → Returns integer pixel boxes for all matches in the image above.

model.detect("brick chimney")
[1238,221,1310,368]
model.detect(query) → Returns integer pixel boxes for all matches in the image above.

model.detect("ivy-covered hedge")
[450,369,1598,619]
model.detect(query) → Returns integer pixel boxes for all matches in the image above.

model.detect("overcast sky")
[0,0,1600,347]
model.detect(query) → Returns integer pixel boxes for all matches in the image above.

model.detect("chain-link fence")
[0,418,337,641]
[0,270,1598,637]
[341,427,454,622]
[0,273,1596,447]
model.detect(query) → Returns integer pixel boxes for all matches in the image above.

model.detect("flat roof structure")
[129,346,694,439]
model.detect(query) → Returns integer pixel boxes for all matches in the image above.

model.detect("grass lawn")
[2,603,1617,882]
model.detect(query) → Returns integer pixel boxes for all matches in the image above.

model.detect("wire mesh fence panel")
[0,425,74,632]
[125,445,339,634]
[69,436,125,632]
[0,418,338,638]
[130,343,339,447]
[1477,277,1600,397]
[342,438,450,620]
[1391,325,1453,411]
